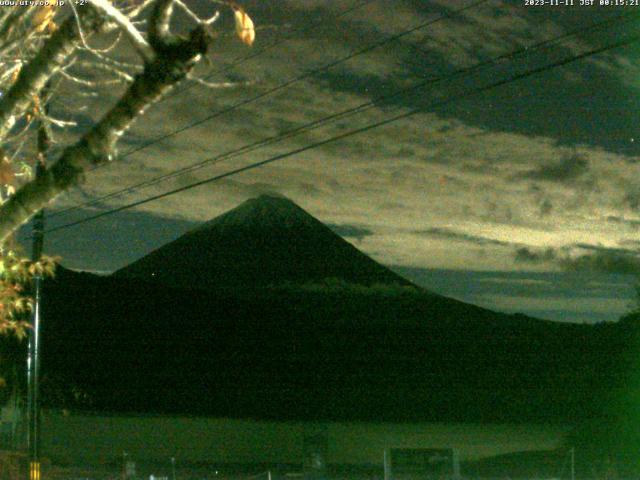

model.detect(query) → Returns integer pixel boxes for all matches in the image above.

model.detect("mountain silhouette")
[113,194,411,288]
[22,196,631,425]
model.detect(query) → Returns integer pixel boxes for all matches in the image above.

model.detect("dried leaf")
[32,95,40,115]
[0,159,14,186]
[233,7,255,46]
[11,66,20,83]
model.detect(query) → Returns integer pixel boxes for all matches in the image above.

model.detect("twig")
[185,74,253,89]
[79,62,135,83]
[0,20,212,242]
[125,0,157,21]
[149,0,175,48]
[89,0,155,62]
[0,6,107,142]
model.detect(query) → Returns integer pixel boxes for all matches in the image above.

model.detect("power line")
[81,0,489,178]
[52,0,490,217]
[51,2,376,122]
[161,0,380,103]
[55,11,628,215]
[49,10,636,219]
[45,32,640,234]
[71,0,378,178]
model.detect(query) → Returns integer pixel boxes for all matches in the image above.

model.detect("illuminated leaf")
[12,321,30,340]
[233,7,255,46]
[32,95,40,115]
[10,66,20,83]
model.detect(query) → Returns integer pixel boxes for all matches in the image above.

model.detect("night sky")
[23,0,640,324]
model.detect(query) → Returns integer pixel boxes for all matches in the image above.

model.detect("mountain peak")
[114,195,412,289]
[243,193,296,209]
[197,194,316,232]
[254,192,291,202]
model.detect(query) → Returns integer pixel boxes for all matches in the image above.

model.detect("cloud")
[518,153,589,183]
[414,227,512,247]
[619,239,640,249]
[560,249,640,276]
[514,247,557,264]
[41,0,640,289]
[606,216,640,229]
[624,190,640,211]
[514,244,640,276]
[539,198,553,217]
[392,266,636,323]
[328,223,374,241]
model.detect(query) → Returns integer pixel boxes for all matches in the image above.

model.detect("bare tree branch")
[125,0,157,21]
[185,74,253,89]
[89,0,155,62]
[0,7,107,142]
[149,0,175,49]
[174,0,204,26]
[0,6,36,50]
[73,60,135,82]
[0,25,212,242]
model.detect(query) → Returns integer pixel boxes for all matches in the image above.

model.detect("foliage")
[0,247,57,339]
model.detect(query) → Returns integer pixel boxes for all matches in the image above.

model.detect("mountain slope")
[113,195,412,288]
[28,196,632,423]
[39,270,625,423]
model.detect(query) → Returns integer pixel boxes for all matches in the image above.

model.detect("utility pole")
[27,88,50,480]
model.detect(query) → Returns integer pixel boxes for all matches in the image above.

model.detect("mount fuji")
[31,195,628,423]
[113,194,412,289]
